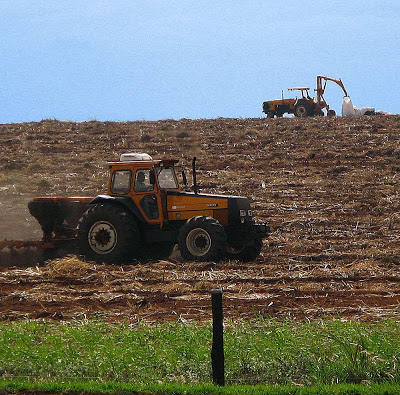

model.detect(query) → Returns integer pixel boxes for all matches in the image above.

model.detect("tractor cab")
[109,154,181,195]
[106,153,183,226]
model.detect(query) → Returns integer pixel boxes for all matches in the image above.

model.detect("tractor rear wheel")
[327,109,336,116]
[178,216,227,262]
[294,103,310,117]
[77,204,141,264]
[226,237,263,262]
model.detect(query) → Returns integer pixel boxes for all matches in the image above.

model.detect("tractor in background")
[262,75,348,118]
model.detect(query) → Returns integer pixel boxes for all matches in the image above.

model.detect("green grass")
[1,319,400,392]
[2,380,400,395]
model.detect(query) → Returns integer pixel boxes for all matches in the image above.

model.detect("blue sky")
[0,1,399,123]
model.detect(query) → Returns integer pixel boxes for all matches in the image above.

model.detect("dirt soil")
[0,116,400,322]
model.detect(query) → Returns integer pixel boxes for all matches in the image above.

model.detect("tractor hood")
[166,191,252,226]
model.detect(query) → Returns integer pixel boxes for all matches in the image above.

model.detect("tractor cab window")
[134,169,155,192]
[157,167,178,189]
[111,170,132,194]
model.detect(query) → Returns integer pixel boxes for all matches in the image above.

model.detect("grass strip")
[1,319,400,386]
[2,380,400,395]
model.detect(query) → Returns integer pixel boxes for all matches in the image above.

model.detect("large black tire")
[178,216,227,262]
[294,103,310,117]
[226,237,263,262]
[77,204,141,264]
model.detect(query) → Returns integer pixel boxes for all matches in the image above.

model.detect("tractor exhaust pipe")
[192,157,199,194]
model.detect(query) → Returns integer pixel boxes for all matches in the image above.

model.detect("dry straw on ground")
[0,116,399,322]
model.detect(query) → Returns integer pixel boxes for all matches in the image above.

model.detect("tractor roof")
[288,87,310,91]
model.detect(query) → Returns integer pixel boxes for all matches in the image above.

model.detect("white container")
[342,97,356,116]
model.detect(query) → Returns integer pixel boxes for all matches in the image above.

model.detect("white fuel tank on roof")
[120,153,153,162]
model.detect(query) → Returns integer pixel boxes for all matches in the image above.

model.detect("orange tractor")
[1,154,269,263]
[262,75,348,118]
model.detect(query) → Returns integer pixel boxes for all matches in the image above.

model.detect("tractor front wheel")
[77,204,141,264]
[178,216,227,262]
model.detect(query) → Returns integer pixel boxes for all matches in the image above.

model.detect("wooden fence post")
[211,288,225,386]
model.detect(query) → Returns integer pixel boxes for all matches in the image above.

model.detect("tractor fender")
[89,195,145,223]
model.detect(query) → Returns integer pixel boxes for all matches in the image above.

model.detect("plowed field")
[0,116,400,322]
